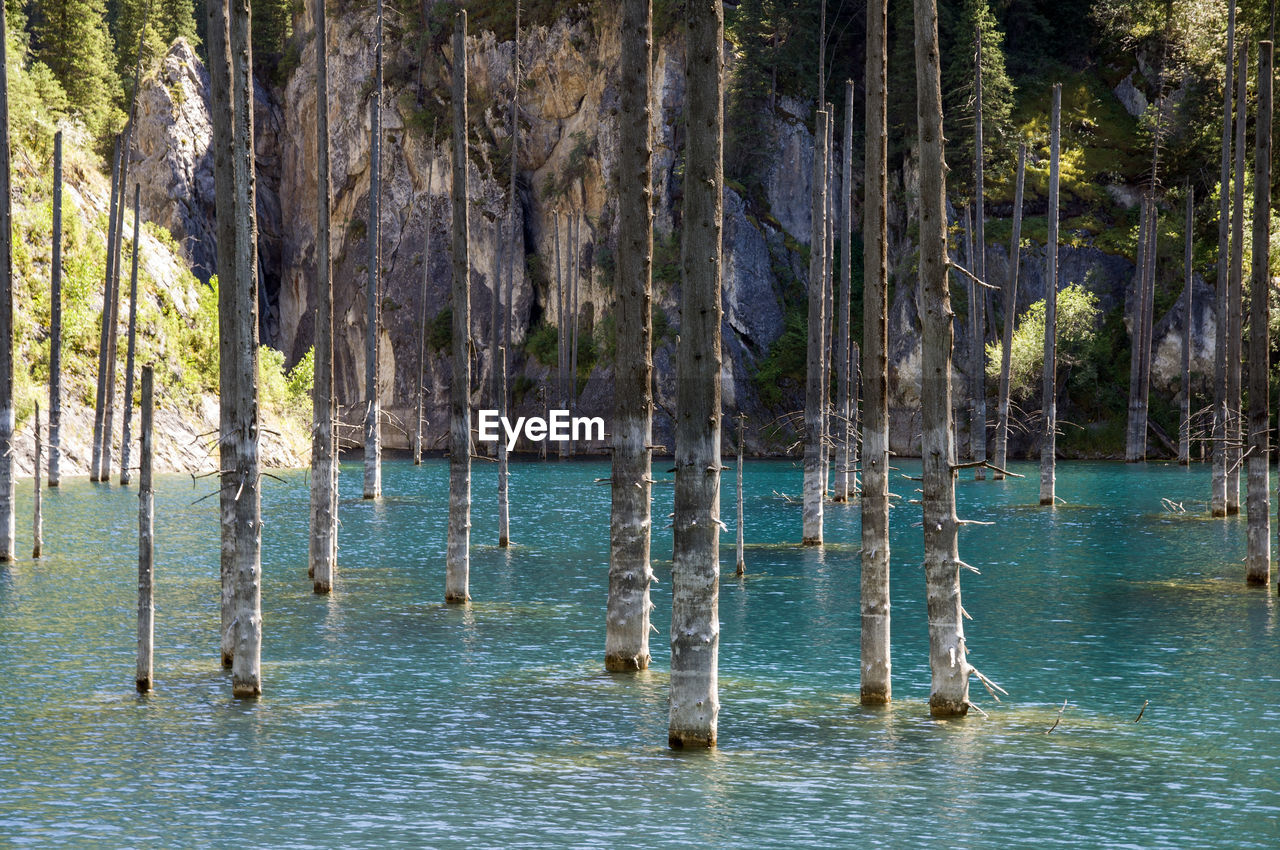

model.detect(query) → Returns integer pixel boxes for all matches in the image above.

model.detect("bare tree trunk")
[669,0,723,749]
[447,10,472,604]
[834,80,854,503]
[1180,186,1193,465]
[1137,200,1157,459]
[364,0,384,500]
[972,23,987,480]
[498,10,520,545]
[1212,3,1236,516]
[860,0,890,705]
[1040,85,1061,506]
[414,151,433,465]
[136,366,153,692]
[606,0,655,673]
[964,203,976,462]
[995,143,1025,480]
[0,4,11,562]
[91,137,122,484]
[569,210,581,457]
[802,110,828,545]
[1247,40,1272,586]
[311,0,338,592]
[916,0,969,716]
[555,213,567,460]
[736,413,745,576]
[1227,40,1247,515]
[49,130,62,488]
[850,340,860,492]
[120,185,141,486]
[209,0,263,694]
[822,103,834,496]
[1126,196,1152,462]
[32,403,41,559]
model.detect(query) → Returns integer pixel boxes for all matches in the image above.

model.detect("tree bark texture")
[120,185,141,486]
[1180,186,1194,465]
[1126,197,1152,462]
[32,403,41,559]
[136,366,154,692]
[91,137,121,483]
[364,0,384,500]
[802,110,828,546]
[1227,40,1247,515]
[995,143,1025,480]
[498,10,519,547]
[1246,41,1271,586]
[49,130,62,487]
[447,10,472,604]
[1212,4,1236,516]
[834,80,854,503]
[972,23,987,480]
[1040,85,1061,506]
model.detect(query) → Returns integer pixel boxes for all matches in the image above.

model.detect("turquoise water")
[1,458,1278,847]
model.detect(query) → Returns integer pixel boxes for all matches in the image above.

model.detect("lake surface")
[1,458,1277,847]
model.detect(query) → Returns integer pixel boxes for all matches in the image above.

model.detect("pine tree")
[32,0,119,138]
[941,0,1014,193]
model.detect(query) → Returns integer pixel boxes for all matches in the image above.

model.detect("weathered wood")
[498,9,520,547]
[569,209,581,457]
[1126,196,1152,462]
[834,80,854,503]
[1137,200,1157,459]
[1246,41,1272,586]
[447,10,472,604]
[0,3,12,560]
[964,203,977,462]
[414,143,434,465]
[136,366,153,692]
[995,143,1025,480]
[364,0,384,500]
[916,0,969,716]
[1180,186,1193,465]
[120,185,141,486]
[802,109,828,546]
[606,0,655,673]
[49,131,62,487]
[669,0,722,749]
[311,0,338,592]
[972,22,987,480]
[860,0,891,705]
[1041,85,1061,506]
[32,403,41,559]
[822,100,834,496]
[736,413,745,576]
[1227,40,1247,515]
[555,213,567,460]
[1211,4,1236,517]
[91,137,122,484]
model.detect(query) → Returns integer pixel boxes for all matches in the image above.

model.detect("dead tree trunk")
[1212,3,1236,516]
[802,109,828,546]
[120,185,141,486]
[91,137,121,484]
[995,143,1025,480]
[498,9,520,546]
[0,3,12,561]
[736,413,745,576]
[964,203,977,461]
[1227,40,1247,515]
[916,0,969,716]
[364,0,384,500]
[822,102,834,495]
[1126,196,1152,461]
[569,210,581,457]
[972,23,987,480]
[1180,186,1193,465]
[447,10,472,604]
[669,0,723,749]
[1246,40,1272,586]
[1137,200,1157,459]
[414,149,434,465]
[136,365,153,692]
[860,0,891,705]
[834,80,854,503]
[606,0,655,673]
[311,0,338,592]
[555,213,567,460]
[32,403,41,559]
[1040,85,1061,506]
[209,0,263,694]
[49,130,62,488]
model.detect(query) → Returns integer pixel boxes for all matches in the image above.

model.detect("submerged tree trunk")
[447,10,472,604]
[49,130,62,488]
[860,0,891,705]
[995,143,1025,480]
[1246,41,1272,586]
[972,23,987,480]
[834,80,854,503]
[414,150,433,466]
[964,204,977,462]
[311,0,338,593]
[916,0,969,716]
[364,0,384,501]
[1212,4,1236,517]
[119,185,141,486]
[555,213,567,460]
[498,11,519,547]
[1180,186,1193,465]
[606,0,655,673]
[736,413,745,576]
[136,366,153,692]
[802,110,828,546]
[0,3,12,561]
[1137,200,1157,459]
[1227,40,1247,515]
[669,0,722,749]
[91,137,121,484]
[209,0,263,694]
[1040,85,1061,506]
[1126,196,1152,462]
[569,211,581,457]
[32,403,41,559]
[822,103,834,496]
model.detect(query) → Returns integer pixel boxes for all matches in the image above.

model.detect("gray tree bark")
[916,0,969,716]
[1137,200,1157,459]
[0,3,12,561]
[802,110,828,546]
[1227,40,1247,515]
[1246,41,1272,586]
[311,0,338,593]
[736,413,745,576]
[136,365,153,692]
[972,23,987,480]
[822,102,834,495]
[1040,85,1061,506]
[995,143,1025,480]
[1126,196,1152,461]
[1180,186,1193,465]
[606,0,655,673]
[834,80,854,503]
[414,151,434,465]
[209,0,263,694]
[91,137,121,483]
[860,0,891,705]
[364,0,384,500]
[120,185,141,486]
[555,213,567,460]
[447,10,472,604]
[669,0,722,749]
[1212,4,1236,516]
[498,9,520,546]
[569,210,581,456]
[964,203,977,461]
[49,130,62,487]
[32,403,40,559]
